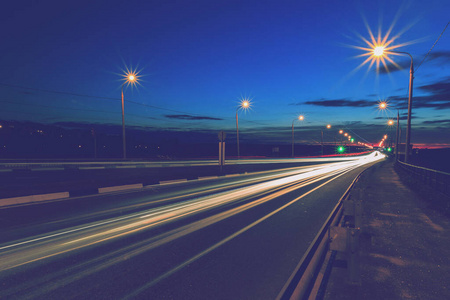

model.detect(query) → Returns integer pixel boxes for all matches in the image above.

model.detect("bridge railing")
[277,163,368,300]
[396,160,450,197]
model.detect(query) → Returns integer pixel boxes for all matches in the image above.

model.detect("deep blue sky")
[1,0,449,147]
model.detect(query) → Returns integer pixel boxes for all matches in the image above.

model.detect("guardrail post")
[347,228,361,285]
[342,188,363,229]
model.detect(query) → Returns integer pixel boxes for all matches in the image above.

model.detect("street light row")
[371,45,414,163]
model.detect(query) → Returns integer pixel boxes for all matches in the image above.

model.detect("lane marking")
[31,168,65,171]
[123,166,358,299]
[79,166,105,170]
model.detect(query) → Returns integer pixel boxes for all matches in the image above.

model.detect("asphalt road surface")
[0,152,384,299]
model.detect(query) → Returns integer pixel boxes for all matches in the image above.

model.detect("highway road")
[0,152,384,299]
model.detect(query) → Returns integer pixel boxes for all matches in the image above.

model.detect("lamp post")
[395,111,400,162]
[121,73,137,159]
[321,124,331,156]
[292,115,304,157]
[236,99,250,159]
[373,47,414,163]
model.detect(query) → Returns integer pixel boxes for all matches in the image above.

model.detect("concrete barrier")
[98,183,143,193]
[0,192,70,207]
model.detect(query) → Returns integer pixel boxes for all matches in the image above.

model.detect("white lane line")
[0,208,160,251]
[0,162,339,251]
[79,166,105,170]
[31,168,65,171]
[123,165,358,299]
[0,155,383,273]
[0,154,383,253]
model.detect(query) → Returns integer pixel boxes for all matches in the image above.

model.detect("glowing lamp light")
[326,124,331,129]
[239,99,251,110]
[128,75,135,81]
[388,120,394,126]
[339,130,343,134]
[344,133,348,137]
[337,146,345,154]
[373,46,385,57]
[298,115,304,121]
[379,102,387,109]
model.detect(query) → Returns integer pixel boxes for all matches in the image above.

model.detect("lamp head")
[373,46,385,57]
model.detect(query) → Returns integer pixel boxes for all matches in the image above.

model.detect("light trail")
[0,152,384,298]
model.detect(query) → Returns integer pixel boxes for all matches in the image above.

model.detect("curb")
[0,173,246,208]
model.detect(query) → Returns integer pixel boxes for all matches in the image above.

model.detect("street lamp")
[292,115,304,157]
[378,101,388,110]
[121,72,137,159]
[321,124,331,156]
[236,99,250,159]
[373,46,414,163]
[395,111,400,161]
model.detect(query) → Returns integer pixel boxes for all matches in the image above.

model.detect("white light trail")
[0,152,384,274]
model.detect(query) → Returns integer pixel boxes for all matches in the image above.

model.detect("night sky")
[1,0,449,148]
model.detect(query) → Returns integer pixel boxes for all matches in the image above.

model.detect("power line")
[415,21,450,73]
[0,82,230,121]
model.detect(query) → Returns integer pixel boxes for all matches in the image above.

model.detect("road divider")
[159,179,188,185]
[198,176,219,180]
[98,184,144,194]
[0,192,70,207]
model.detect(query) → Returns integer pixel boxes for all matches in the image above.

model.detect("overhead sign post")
[218,131,226,171]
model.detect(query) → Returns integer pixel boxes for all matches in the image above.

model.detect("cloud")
[418,78,450,98]
[385,78,450,110]
[301,99,374,108]
[164,114,223,121]
[426,51,450,63]
[422,119,450,125]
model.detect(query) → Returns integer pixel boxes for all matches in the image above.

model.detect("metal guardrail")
[277,166,368,300]
[396,160,450,197]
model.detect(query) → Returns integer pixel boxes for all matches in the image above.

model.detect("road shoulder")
[323,161,450,299]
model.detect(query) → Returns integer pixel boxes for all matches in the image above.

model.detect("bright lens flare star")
[379,101,387,109]
[373,46,385,57]
[349,12,420,75]
[238,98,252,112]
[117,65,143,90]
